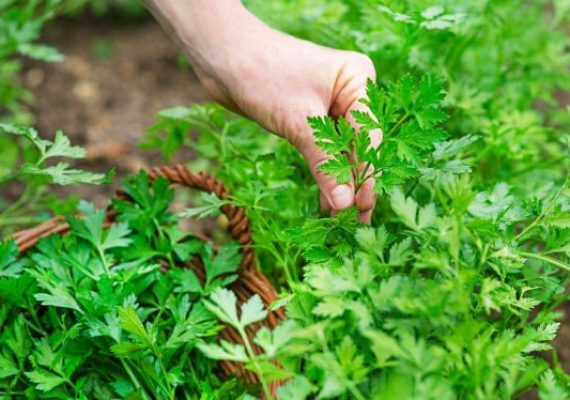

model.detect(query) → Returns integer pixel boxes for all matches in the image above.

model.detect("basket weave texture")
[10,165,285,392]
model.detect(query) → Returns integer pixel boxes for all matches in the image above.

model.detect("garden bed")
[1,2,570,399]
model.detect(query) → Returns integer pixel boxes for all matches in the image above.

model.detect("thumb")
[294,130,354,212]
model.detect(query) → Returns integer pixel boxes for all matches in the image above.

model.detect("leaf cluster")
[0,172,249,399]
[0,124,111,235]
[310,75,448,193]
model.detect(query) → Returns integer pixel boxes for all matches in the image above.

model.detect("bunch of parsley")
[0,172,258,399]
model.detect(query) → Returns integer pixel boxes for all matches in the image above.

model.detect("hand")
[143,0,381,223]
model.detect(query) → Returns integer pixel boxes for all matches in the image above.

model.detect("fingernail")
[330,185,354,210]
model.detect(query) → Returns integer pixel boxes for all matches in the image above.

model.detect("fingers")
[320,192,332,213]
[355,177,376,224]
[348,99,381,223]
[346,95,381,224]
[329,52,381,224]
[295,133,355,214]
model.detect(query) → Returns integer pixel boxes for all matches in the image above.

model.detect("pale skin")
[142,0,380,223]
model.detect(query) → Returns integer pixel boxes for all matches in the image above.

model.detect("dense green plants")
[0,0,569,399]
[140,0,570,398]
[168,76,570,399]
[0,172,253,399]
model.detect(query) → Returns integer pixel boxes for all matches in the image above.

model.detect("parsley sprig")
[310,75,448,193]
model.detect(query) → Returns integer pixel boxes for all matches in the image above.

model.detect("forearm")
[140,0,268,73]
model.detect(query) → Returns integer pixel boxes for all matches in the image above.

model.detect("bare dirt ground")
[21,16,209,205]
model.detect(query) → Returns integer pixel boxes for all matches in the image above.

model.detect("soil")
[20,16,210,206]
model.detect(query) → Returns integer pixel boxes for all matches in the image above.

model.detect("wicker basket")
[10,165,286,396]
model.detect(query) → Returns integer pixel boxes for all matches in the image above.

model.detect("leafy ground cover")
[1,0,570,399]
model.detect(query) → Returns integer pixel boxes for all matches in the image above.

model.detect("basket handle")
[146,165,256,272]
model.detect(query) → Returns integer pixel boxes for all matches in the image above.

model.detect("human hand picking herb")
[142,0,380,223]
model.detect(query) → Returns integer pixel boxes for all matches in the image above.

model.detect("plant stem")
[0,172,22,187]
[120,359,151,400]
[356,161,373,189]
[154,348,175,400]
[0,215,47,227]
[386,112,410,138]
[237,326,272,399]
[0,186,33,218]
[96,246,111,276]
[514,170,569,242]
[519,251,570,272]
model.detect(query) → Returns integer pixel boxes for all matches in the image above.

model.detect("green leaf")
[171,268,203,294]
[0,355,19,378]
[42,131,85,160]
[277,375,313,400]
[313,297,346,318]
[22,162,108,185]
[468,183,513,221]
[388,238,413,267]
[432,135,479,160]
[390,187,417,228]
[18,43,64,62]
[178,192,230,219]
[0,240,23,277]
[318,157,353,184]
[68,201,131,256]
[390,187,436,231]
[204,242,242,284]
[34,290,82,313]
[539,370,567,400]
[197,340,248,362]
[305,263,363,294]
[204,287,240,328]
[25,369,67,392]
[111,342,149,357]
[363,329,403,367]
[102,222,132,251]
[310,116,353,154]
[240,294,268,327]
[117,305,150,344]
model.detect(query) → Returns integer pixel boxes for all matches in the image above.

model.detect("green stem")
[519,251,570,272]
[145,317,175,400]
[514,170,569,242]
[120,359,151,400]
[237,326,272,399]
[386,112,410,138]
[96,247,111,276]
[355,112,410,189]
[0,172,22,187]
[153,347,175,400]
[356,161,373,189]
[0,186,33,218]
[346,381,366,400]
[0,215,47,227]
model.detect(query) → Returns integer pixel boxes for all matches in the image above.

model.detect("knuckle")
[350,52,376,80]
